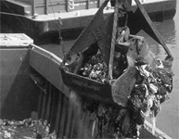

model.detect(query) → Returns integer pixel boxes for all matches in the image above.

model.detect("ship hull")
[0,0,177,44]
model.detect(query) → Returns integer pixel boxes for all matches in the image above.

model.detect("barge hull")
[0,0,177,44]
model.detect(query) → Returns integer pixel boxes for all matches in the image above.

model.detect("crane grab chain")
[60,0,174,138]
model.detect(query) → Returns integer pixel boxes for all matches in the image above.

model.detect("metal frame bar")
[32,0,35,16]
[45,0,48,14]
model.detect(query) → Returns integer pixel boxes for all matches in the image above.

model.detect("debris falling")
[79,43,173,138]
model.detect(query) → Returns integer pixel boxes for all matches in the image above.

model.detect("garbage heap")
[80,49,108,83]
[0,112,57,139]
[79,29,173,138]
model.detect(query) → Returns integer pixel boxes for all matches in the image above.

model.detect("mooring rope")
[1,1,26,28]
[49,0,61,31]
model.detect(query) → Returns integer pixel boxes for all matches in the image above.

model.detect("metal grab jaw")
[128,0,173,60]
[60,0,173,107]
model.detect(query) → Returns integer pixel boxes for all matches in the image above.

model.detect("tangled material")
[80,48,173,138]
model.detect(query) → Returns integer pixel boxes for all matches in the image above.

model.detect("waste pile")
[80,49,108,83]
[59,0,174,137]
[79,41,173,138]
[80,50,127,82]
[0,112,57,139]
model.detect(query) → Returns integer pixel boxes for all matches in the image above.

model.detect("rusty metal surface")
[65,0,110,60]
[36,82,98,138]
[29,44,70,98]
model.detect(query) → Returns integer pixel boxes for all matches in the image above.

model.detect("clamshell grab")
[60,0,173,107]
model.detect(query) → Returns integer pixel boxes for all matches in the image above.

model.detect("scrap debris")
[80,49,108,83]
[0,112,57,139]
[79,28,173,138]
[81,54,173,138]
[59,0,174,137]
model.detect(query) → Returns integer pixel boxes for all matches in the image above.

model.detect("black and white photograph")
[0,0,178,138]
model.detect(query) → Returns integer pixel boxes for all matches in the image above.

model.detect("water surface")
[145,3,179,139]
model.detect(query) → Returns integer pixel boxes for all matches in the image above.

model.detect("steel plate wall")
[0,48,40,120]
[36,81,95,138]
